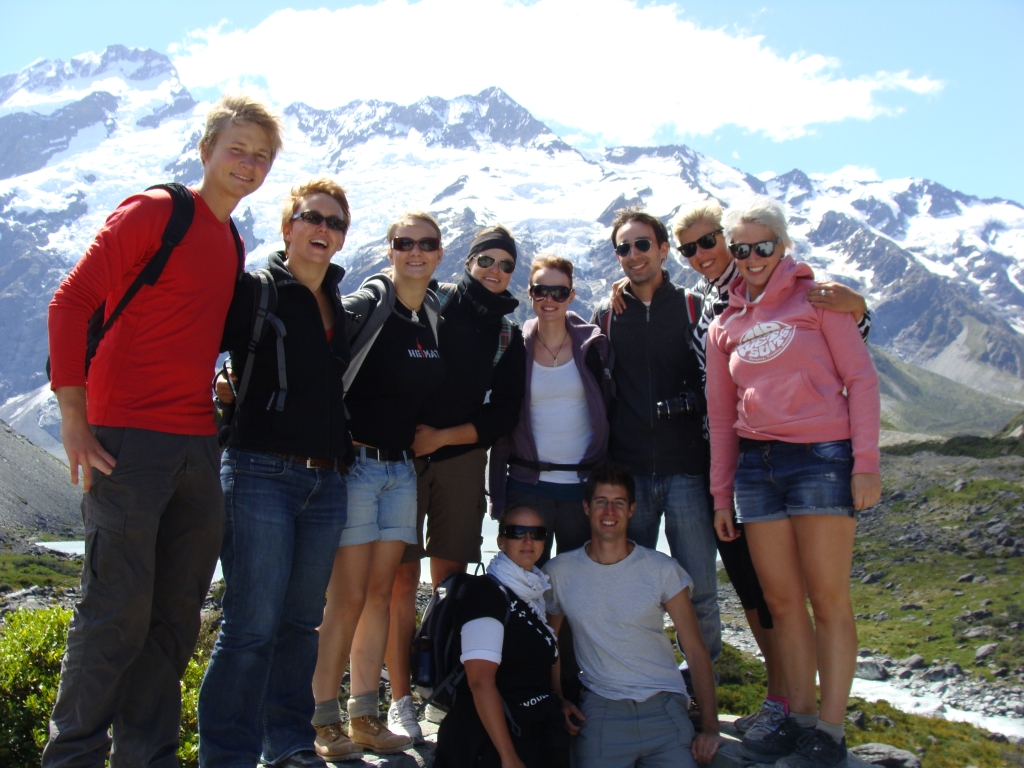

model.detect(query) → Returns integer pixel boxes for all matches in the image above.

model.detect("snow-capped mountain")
[2,45,1024,444]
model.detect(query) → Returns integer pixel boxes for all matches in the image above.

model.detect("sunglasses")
[392,237,441,252]
[291,210,347,233]
[500,524,548,541]
[729,239,780,260]
[529,284,572,302]
[474,254,516,274]
[614,238,653,258]
[678,229,723,259]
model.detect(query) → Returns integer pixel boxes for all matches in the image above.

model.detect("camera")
[655,391,704,420]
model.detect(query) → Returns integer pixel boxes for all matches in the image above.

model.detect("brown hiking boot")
[313,722,363,762]
[348,714,412,754]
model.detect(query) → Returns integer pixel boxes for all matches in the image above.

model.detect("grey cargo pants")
[42,427,224,768]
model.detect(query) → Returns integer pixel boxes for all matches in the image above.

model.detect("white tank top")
[529,359,593,484]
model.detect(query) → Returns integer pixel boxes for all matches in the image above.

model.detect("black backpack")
[411,572,516,723]
[46,182,244,380]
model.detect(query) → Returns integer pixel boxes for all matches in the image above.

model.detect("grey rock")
[847,709,866,728]
[862,572,886,584]
[921,667,948,682]
[851,742,921,768]
[900,654,926,669]
[963,626,995,638]
[873,611,892,622]
[870,714,897,728]
[856,660,890,680]
[957,573,975,582]
[975,643,999,661]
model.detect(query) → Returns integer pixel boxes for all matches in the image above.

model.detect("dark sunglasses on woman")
[392,237,441,252]
[678,229,723,258]
[474,254,516,274]
[291,210,348,233]
[729,239,780,260]
[500,524,548,541]
[529,284,572,302]
[614,237,653,258]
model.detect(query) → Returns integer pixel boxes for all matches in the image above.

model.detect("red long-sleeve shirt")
[48,187,240,435]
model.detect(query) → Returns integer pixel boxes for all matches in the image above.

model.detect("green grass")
[883,435,1024,458]
[0,554,82,593]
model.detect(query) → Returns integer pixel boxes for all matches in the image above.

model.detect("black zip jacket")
[220,251,352,459]
[419,270,526,462]
[592,272,708,476]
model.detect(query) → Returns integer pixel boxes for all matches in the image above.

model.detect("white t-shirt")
[530,360,592,483]
[544,544,692,703]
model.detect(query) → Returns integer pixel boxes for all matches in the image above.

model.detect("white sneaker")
[387,695,424,745]
[424,702,447,724]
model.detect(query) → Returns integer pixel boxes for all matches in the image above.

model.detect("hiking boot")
[740,715,809,762]
[735,698,786,735]
[313,722,363,762]
[348,715,412,754]
[388,695,425,745]
[776,729,848,768]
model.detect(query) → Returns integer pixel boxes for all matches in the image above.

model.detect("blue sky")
[2,0,1022,203]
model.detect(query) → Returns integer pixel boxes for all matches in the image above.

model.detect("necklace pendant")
[410,309,419,323]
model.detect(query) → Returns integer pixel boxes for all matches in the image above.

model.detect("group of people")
[43,94,880,768]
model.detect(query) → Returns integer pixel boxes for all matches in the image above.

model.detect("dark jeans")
[43,427,223,768]
[197,449,349,767]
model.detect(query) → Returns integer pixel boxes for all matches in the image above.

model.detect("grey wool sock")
[347,692,378,719]
[816,719,845,744]
[791,711,820,729]
[312,698,341,727]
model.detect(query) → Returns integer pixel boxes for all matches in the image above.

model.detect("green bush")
[0,607,71,766]
[0,606,212,768]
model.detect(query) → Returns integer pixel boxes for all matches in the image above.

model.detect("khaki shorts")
[402,447,488,564]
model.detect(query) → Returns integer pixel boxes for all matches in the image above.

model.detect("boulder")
[851,742,922,768]
[956,573,975,582]
[855,660,890,680]
[975,643,999,662]
[847,709,866,728]
[900,654,926,669]
[862,572,885,584]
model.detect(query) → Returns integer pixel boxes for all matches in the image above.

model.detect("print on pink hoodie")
[706,256,881,511]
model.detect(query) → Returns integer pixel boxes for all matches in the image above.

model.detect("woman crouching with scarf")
[434,506,566,768]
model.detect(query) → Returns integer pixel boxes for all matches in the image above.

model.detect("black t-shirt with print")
[345,303,445,452]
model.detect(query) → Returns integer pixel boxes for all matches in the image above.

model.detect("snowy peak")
[285,86,572,165]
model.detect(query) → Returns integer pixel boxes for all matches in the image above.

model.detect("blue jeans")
[338,453,418,546]
[628,473,721,662]
[197,450,348,767]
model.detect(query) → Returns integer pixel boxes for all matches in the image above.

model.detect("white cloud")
[170,0,943,147]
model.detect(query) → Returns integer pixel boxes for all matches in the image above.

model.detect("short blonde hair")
[200,94,284,163]
[672,200,724,244]
[386,211,442,243]
[529,254,574,285]
[723,196,794,253]
[280,178,350,235]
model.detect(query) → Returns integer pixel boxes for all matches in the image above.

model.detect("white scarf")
[486,552,555,637]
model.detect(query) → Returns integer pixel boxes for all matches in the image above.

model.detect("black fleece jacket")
[592,272,708,477]
[419,271,526,462]
[220,251,352,460]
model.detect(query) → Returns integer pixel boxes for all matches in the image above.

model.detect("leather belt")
[356,446,413,462]
[268,453,348,472]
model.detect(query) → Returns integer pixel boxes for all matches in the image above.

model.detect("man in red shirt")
[44,95,283,768]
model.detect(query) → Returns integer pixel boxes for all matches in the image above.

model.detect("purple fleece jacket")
[488,311,613,518]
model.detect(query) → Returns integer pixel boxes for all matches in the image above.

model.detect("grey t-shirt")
[544,543,693,703]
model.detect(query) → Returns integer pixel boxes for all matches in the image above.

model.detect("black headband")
[468,230,518,262]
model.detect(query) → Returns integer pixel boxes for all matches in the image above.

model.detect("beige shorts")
[402,447,488,564]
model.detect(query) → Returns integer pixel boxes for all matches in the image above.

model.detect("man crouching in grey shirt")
[544,462,723,767]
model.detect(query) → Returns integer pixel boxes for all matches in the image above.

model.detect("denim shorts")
[339,454,418,546]
[734,439,856,523]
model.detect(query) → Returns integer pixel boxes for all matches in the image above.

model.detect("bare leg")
[791,515,857,725]
[349,541,408,697]
[312,543,372,704]
[385,560,420,701]
[745,519,818,716]
[429,556,465,588]
[744,608,787,699]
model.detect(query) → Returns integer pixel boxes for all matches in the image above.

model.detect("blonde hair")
[529,254,574,285]
[672,200,724,244]
[723,196,795,252]
[386,210,442,243]
[200,94,284,163]
[280,178,350,235]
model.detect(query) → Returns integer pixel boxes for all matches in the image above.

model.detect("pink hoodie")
[706,256,880,511]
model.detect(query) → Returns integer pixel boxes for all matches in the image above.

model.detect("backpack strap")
[84,183,195,367]
[684,289,702,326]
[343,275,396,393]
[232,269,283,412]
[228,218,245,278]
